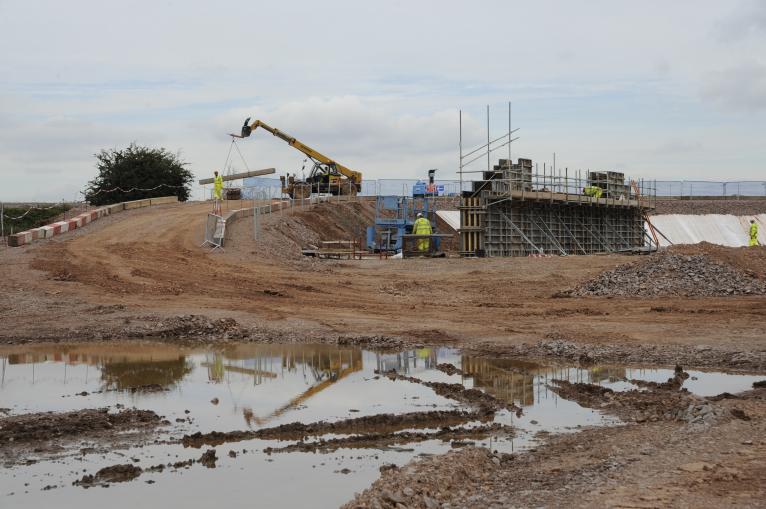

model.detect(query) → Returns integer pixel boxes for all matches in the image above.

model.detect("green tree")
[85,143,193,205]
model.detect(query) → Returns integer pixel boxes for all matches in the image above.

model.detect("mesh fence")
[233,177,766,198]
[654,181,766,197]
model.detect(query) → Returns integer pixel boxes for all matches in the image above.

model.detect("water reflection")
[0,343,758,424]
[1,344,193,391]
[462,357,626,407]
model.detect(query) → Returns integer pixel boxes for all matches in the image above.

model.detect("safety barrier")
[201,214,225,251]
[7,196,179,247]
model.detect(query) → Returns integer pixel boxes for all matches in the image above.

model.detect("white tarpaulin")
[434,210,764,248]
[436,210,460,231]
[650,214,765,247]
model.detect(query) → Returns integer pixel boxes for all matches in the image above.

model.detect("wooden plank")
[198,168,276,185]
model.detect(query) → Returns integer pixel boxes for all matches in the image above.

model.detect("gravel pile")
[563,253,766,297]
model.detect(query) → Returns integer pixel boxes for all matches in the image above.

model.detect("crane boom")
[230,117,362,186]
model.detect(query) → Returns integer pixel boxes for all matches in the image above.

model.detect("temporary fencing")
[654,181,766,198]
[201,213,225,251]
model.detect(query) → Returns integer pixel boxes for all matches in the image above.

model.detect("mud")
[628,364,690,390]
[74,464,143,487]
[467,338,766,371]
[435,363,463,376]
[0,408,161,444]
[377,370,522,416]
[548,378,724,425]
[346,387,766,509]
[198,448,218,468]
[262,423,512,455]
[181,410,487,448]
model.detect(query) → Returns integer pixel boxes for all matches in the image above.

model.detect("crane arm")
[230,117,362,184]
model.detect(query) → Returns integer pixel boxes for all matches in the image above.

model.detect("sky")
[1,0,765,201]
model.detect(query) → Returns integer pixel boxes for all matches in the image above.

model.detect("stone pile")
[564,253,766,297]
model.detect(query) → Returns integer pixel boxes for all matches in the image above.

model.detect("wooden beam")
[198,168,276,185]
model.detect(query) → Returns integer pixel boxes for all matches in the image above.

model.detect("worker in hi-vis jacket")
[412,212,432,252]
[750,219,760,247]
[213,170,224,215]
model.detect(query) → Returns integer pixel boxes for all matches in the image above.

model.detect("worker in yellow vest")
[584,186,603,199]
[213,171,224,200]
[412,213,432,252]
[750,219,760,247]
[213,170,224,215]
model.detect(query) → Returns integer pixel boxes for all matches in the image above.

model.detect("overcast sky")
[1,0,765,201]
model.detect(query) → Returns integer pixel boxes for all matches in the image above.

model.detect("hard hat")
[417,212,423,218]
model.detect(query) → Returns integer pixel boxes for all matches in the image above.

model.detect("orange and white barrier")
[8,196,178,247]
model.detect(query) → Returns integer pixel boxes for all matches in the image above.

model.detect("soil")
[262,423,512,455]
[344,386,766,509]
[1,201,763,371]
[377,371,522,416]
[652,198,766,216]
[180,410,488,448]
[0,408,164,467]
[74,464,144,487]
[1,199,765,506]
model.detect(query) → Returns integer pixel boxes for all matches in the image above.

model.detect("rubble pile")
[139,315,249,340]
[563,253,766,297]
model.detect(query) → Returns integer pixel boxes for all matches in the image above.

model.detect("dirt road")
[1,200,764,369]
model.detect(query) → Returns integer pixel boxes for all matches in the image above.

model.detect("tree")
[85,143,194,205]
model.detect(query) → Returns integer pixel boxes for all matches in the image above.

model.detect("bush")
[85,143,193,206]
[2,204,72,233]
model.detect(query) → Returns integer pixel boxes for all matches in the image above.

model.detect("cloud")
[651,139,704,156]
[717,0,766,42]
[701,62,766,111]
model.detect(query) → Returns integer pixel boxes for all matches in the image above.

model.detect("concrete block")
[150,196,179,206]
[68,218,79,230]
[40,226,56,239]
[54,221,69,234]
[108,203,125,214]
[123,199,143,210]
[9,231,32,247]
[30,228,45,240]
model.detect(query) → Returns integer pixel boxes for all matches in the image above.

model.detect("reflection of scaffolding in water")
[201,345,364,425]
[375,348,438,374]
[461,357,627,407]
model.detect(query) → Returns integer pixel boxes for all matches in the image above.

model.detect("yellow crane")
[230,117,362,199]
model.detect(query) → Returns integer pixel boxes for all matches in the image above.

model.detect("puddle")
[0,342,761,508]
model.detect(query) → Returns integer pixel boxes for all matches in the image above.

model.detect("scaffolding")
[457,104,655,257]
[459,161,655,256]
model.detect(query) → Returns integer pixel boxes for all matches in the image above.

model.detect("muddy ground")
[0,408,164,468]
[1,199,765,507]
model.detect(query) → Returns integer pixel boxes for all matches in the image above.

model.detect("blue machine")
[366,196,440,253]
[412,169,438,197]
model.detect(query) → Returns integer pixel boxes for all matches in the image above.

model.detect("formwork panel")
[463,198,645,257]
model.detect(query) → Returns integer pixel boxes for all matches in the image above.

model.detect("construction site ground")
[1,199,765,508]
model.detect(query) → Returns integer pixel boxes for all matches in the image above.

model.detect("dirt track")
[1,200,765,368]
